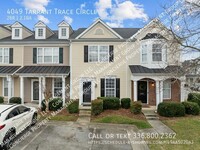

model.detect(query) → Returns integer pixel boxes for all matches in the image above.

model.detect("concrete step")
[146,117,159,120]
[145,114,158,117]
[79,109,91,117]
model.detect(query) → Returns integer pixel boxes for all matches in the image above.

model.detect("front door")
[32,80,39,101]
[83,82,91,103]
[137,81,147,103]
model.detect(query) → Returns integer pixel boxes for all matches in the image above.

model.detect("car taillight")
[0,124,5,130]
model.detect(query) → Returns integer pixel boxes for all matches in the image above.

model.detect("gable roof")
[141,33,165,40]
[75,18,123,39]
[11,21,33,34]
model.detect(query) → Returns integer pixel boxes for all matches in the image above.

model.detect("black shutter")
[109,45,114,62]
[116,78,120,98]
[33,48,37,64]
[9,48,13,64]
[101,78,105,97]
[59,48,63,64]
[84,45,88,62]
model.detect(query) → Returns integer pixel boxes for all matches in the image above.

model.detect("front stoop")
[76,108,91,124]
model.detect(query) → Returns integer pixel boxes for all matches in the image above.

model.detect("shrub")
[158,102,185,117]
[187,93,200,107]
[98,97,120,110]
[121,98,131,109]
[9,97,21,104]
[49,98,63,111]
[130,101,142,114]
[68,100,79,113]
[92,99,103,115]
[0,96,4,103]
[182,101,200,115]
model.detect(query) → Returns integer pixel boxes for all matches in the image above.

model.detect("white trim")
[75,18,123,39]
[104,77,116,97]
[20,76,24,104]
[2,77,8,97]
[31,79,39,102]
[0,48,10,64]
[12,27,22,40]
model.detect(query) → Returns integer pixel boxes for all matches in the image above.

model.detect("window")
[0,48,9,64]
[61,28,67,36]
[105,78,116,97]
[18,106,28,114]
[37,48,59,64]
[88,45,109,62]
[6,108,20,120]
[95,28,104,35]
[141,44,147,63]
[53,78,62,97]
[152,44,162,61]
[38,28,44,37]
[15,29,20,37]
[163,80,171,99]
[3,78,8,97]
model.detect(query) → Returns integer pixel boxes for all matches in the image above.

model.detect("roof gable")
[35,21,46,27]
[11,21,23,28]
[58,20,69,27]
[76,19,123,39]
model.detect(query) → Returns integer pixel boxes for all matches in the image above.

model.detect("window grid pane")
[89,46,98,62]
[105,78,116,97]
[15,29,20,37]
[61,28,67,36]
[152,44,162,61]
[37,48,59,64]
[54,78,62,97]
[163,80,171,99]
[38,29,43,37]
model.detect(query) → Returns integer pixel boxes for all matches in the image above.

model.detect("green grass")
[92,115,152,129]
[39,114,78,122]
[148,117,200,150]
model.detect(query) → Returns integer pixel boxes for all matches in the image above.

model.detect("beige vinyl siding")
[23,46,70,65]
[22,28,32,39]
[71,42,127,99]
[80,22,119,39]
[14,77,20,97]
[46,28,53,39]
[0,27,11,39]
[24,78,31,103]
[0,78,2,96]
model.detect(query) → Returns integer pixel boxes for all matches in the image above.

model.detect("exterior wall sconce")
[151,82,155,87]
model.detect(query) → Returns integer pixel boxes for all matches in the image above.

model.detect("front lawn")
[91,109,151,129]
[148,116,200,150]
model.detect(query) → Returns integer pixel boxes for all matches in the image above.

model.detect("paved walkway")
[142,108,175,134]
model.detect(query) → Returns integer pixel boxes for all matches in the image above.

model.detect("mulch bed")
[91,108,146,120]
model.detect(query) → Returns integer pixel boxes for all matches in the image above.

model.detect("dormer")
[58,21,73,39]
[35,21,54,39]
[11,22,33,40]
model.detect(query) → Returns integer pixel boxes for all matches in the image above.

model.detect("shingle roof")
[16,66,70,74]
[70,28,141,39]
[0,66,21,74]
[141,33,165,40]
[129,65,183,74]
[0,24,11,32]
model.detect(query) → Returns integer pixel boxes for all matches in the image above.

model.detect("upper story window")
[38,28,44,37]
[88,45,109,62]
[152,44,162,61]
[0,48,9,64]
[61,28,67,37]
[14,29,20,37]
[141,44,147,63]
[37,47,59,64]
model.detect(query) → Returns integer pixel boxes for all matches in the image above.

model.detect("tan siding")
[24,78,31,103]
[0,78,2,96]
[46,28,53,39]
[14,77,20,97]
[22,28,32,39]
[0,27,11,39]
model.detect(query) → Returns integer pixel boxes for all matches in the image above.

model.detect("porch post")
[133,80,137,101]
[39,77,42,108]
[156,80,160,108]
[160,81,163,103]
[42,77,46,100]
[20,77,24,104]
[62,76,66,106]
[181,81,185,102]
[7,76,12,104]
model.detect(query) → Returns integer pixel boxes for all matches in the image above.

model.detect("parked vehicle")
[0,104,37,150]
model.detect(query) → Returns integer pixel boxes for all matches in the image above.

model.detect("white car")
[0,104,37,150]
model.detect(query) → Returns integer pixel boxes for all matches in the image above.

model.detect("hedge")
[98,97,120,110]
[49,98,63,111]
[9,97,22,104]
[0,96,4,103]
[130,101,142,114]
[182,101,200,115]
[68,100,79,113]
[187,93,200,107]
[158,102,185,117]
[121,98,131,109]
[91,99,103,115]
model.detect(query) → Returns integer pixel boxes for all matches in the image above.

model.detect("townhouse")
[0,19,186,108]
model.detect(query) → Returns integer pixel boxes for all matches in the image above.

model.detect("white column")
[160,81,163,103]
[42,77,46,100]
[62,76,66,106]
[156,80,160,108]
[39,77,42,108]
[181,81,185,102]
[7,76,12,104]
[133,80,137,101]
[20,77,24,104]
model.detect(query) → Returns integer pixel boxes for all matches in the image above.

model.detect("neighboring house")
[0,19,186,108]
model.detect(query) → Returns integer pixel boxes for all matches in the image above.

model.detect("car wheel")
[3,131,15,150]
[31,113,37,126]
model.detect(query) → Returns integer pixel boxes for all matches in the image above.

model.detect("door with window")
[137,81,147,103]
[32,80,39,101]
[83,82,91,103]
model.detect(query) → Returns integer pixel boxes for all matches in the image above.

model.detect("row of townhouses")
[0,19,186,108]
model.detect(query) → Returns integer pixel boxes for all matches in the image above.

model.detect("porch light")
[151,82,155,87]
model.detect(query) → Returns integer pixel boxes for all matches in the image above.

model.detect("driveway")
[11,122,148,150]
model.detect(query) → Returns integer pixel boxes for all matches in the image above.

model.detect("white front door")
[31,79,39,101]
